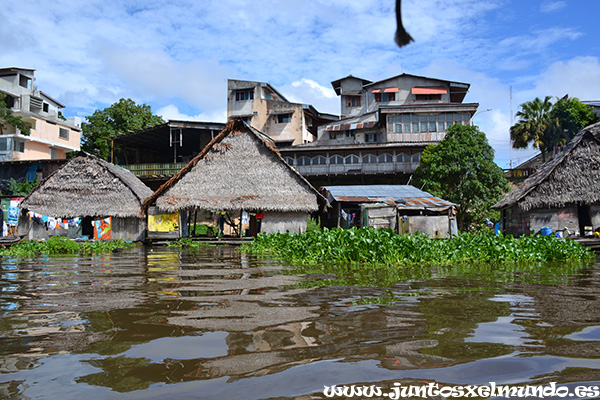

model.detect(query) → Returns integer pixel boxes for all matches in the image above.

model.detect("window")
[345,155,360,164]
[284,156,295,166]
[378,153,393,163]
[415,94,442,101]
[312,155,327,165]
[13,140,25,153]
[235,90,254,101]
[374,93,395,102]
[388,114,407,134]
[0,138,8,152]
[277,113,292,123]
[365,133,380,143]
[19,75,30,88]
[438,121,445,131]
[330,155,344,165]
[59,128,69,139]
[412,122,419,133]
[297,156,311,166]
[50,148,58,159]
[346,96,361,107]
[429,122,437,132]
[43,103,49,113]
[363,154,377,163]
[397,153,405,162]
[412,153,421,163]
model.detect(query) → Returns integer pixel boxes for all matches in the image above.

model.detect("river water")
[1,245,599,399]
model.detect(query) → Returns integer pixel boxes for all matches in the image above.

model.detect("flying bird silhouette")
[395,0,414,47]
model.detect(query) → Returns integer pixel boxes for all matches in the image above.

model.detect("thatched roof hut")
[21,153,153,218]
[143,119,326,215]
[493,122,600,212]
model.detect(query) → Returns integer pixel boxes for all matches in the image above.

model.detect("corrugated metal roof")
[321,185,455,209]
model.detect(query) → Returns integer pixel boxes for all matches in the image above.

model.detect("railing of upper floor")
[121,162,187,178]
[291,161,421,176]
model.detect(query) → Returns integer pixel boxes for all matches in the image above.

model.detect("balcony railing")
[293,161,420,176]
[121,162,187,177]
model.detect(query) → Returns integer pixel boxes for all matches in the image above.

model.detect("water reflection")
[0,245,599,399]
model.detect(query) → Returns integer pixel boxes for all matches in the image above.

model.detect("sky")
[2,0,599,169]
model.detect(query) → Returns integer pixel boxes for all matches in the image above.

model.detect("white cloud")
[532,56,600,101]
[282,79,339,115]
[156,104,227,123]
[540,1,566,13]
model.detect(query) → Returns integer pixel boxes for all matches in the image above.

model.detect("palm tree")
[510,96,556,161]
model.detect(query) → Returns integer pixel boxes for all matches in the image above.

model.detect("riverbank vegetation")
[243,227,595,266]
[0,236,135,256]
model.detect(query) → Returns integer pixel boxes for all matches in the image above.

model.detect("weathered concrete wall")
[261,212,308,234]
[591,205,600,230]
[502,205,580,236]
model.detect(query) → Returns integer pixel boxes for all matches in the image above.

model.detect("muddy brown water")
[1,245,599,399]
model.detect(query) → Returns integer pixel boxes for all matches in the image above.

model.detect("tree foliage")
[81,98,164,160]
[510,95,598,160]
[413,124,509,231]
[0,92,30,135]
[510,96,554,153]
[7,178,39,196]
[548,96,598,147]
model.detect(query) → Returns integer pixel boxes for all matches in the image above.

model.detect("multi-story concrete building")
[0,67,81,162]
[227,79,337,146]
[279,73,479,186]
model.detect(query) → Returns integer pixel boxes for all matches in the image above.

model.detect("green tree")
[510,95,598,161]
[0,92,30,135]
[547,95,598,147]
[413,124,509,231]
[510,96,555,160]
[8,178,39,196]
[81,98,164,160]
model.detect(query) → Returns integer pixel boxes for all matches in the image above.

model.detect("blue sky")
[2,0,599,168]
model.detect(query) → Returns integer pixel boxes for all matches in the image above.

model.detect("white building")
[0,67,81,161]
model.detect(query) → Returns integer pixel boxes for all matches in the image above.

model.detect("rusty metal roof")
[321,185,455,210]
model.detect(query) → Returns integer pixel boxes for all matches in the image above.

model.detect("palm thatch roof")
[493,121,600,211]
[142,119,326,214]
[21,153,153,218]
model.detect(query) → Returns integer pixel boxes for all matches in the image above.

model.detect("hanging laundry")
[92,217,112,240]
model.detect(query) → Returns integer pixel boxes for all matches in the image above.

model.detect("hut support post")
[193,207,198,237]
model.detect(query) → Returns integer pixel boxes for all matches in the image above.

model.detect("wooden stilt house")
[18,153,153,241]
[142,119,327,238]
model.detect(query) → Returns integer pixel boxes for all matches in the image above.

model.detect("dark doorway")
[578,204,592,236]
[81,216,94,238]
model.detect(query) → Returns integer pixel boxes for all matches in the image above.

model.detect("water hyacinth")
[0,236,135,256]
[242,228,596,266]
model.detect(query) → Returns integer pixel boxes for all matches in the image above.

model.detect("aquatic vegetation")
[0,236,135,256]
[167,238,211,247]
[243,228,595,266]
[244,228,596,288]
